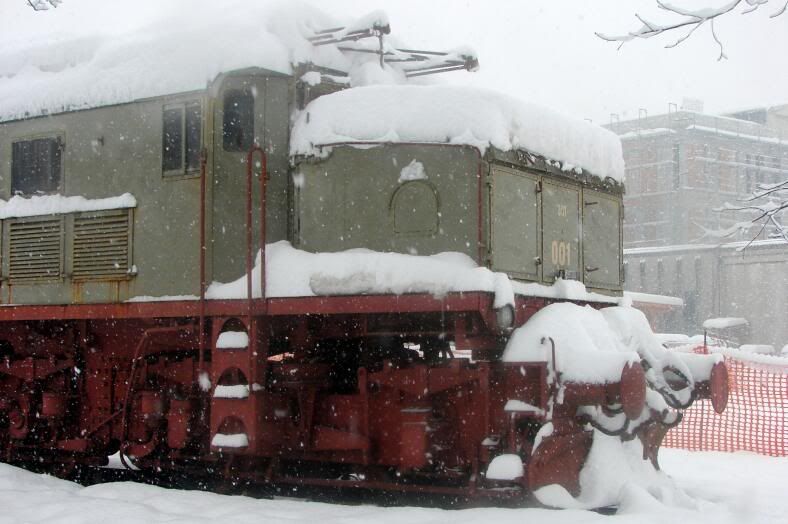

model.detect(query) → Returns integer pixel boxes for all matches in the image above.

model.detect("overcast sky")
[2,0,787,124]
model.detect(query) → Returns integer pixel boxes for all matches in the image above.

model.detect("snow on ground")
[291,85,625,182]
[0,450,784,523]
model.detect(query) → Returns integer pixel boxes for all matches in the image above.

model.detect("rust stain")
[72,282,83,304]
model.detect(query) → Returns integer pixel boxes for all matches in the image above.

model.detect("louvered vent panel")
[73,211,130,279]
[9,218,63,281]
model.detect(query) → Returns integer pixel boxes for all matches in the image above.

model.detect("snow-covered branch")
[27,0,62,11]
[597,0,788,60]
[710,179,788,244]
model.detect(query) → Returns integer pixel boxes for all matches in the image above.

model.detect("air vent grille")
[72,211,131,279]
[9,218,63,282]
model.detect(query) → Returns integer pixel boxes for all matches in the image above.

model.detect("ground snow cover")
[0,450,784,523]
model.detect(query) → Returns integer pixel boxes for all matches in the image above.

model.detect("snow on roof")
[0,193,136,219]
[686,125,788,146]
[624,291,684,307]
[703,317,748,330]
[739,344,776,355]
[0,2,392,123]
[618,128,676,140]
[291,85,626,183]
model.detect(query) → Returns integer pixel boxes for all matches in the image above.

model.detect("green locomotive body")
[0,67,623,305]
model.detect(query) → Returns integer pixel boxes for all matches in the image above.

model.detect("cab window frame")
[162,100,202,177]
[222,88,254,152]
[11,135,64,196]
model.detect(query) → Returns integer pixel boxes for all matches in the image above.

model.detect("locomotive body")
[0,8,726,506]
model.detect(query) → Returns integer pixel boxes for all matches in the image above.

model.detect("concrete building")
[609,103,788,248]
[612,104,788,348]
[624,239,788,349]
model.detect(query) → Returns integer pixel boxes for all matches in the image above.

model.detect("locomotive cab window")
[11,137,63,195]
[162,101,202,175]
[222,88,254,152]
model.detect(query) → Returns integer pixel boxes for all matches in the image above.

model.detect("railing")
[245,145,268,321]
[664,348,788,457]
[197,146,268,371]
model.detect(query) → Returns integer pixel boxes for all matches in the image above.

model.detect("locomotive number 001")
[551,240,571,267]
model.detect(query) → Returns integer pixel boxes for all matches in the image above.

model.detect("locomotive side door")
[541,181,581,283]
[210,73,290,282]
[489,166,541,281]
[582,189,623,290]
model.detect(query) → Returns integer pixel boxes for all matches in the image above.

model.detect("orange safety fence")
[663,349,788,457]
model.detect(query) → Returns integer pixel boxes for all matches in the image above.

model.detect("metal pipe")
[259,150,267,308]
[198,149,207,371]
[246,146,267,320]
[119,325,197,470]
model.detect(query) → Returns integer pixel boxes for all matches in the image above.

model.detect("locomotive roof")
[0,3,410,123]
[291,85,626,183]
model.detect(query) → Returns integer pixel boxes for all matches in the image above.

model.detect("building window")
[11,137,63,195]
[162,101,202,174]
[223,89,254,152]
[639,259,646,288]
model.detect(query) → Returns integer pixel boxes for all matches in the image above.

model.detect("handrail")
[246,145,268,322]
[198,150,208,371]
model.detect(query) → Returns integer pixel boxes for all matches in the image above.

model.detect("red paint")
[0,142,728,502]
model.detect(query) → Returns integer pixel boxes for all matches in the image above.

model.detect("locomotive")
[0,8,727,505]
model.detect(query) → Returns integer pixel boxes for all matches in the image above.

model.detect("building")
[612,104,788,348]
[609,103,788,248]
[624,239,788,349]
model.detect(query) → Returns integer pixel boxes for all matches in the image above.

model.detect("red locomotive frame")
[0,149,721,503]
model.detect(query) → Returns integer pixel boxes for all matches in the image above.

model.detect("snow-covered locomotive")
[0,6,727,506]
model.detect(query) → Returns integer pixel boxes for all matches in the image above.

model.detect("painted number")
[551,240,571,267]
[557,204,568,217]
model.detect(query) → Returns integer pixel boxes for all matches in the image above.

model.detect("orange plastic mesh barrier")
[663,349,788,457]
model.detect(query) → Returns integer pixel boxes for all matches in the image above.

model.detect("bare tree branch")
[27,0,62,11]
[710,19,728,60]
[597,0,787,59]
[771,0,788,17]
[716,192,788,244]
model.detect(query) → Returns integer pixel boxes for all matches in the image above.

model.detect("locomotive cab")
[292,141,624,295]
[209,70,291,282]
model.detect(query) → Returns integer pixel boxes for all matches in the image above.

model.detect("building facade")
[613,105,788,348]
[609,105,788,248]
[624,240,788,349]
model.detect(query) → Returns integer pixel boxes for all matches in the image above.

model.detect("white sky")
[2,0,787,124]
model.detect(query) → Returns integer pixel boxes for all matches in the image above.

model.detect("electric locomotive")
[0,7,726,504]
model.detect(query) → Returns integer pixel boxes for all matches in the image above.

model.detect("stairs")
[208,317,264,454]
